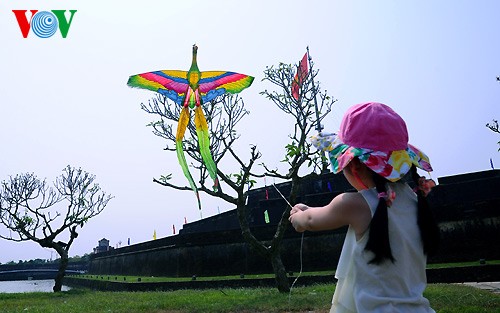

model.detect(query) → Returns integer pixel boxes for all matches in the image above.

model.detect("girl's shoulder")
[334,191,372,238]
[335,191,369,209]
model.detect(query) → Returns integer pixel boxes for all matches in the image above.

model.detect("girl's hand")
[289,204,309,232]
[289,203,308,216]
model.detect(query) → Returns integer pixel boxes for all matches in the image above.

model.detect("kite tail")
[194,106,219,191]
[176,107,202,211]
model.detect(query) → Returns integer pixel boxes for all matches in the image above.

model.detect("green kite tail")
[176,107,202,210]
[194,106,219,191]
[176,140,202,211]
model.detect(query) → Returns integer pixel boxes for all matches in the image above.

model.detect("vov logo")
[12,10,77,38]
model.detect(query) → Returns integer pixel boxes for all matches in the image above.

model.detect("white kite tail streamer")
[271,184,305,305]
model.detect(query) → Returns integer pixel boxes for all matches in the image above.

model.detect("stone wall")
[89,226,348,277]
[89,170,500,277]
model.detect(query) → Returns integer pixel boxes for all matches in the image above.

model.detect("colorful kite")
[127,45,254,210]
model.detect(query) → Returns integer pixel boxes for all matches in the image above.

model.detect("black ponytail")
[364,167,440,264]
[364,173,395,264]
[410,166,440,256]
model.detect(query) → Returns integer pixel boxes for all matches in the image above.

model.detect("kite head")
[189,44,200,73]
[311,102,432,182]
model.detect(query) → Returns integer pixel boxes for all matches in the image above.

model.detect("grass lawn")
[0,283,498,313]
[70,259,500,284]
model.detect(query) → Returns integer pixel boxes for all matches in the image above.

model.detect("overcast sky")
[0,1,499,264]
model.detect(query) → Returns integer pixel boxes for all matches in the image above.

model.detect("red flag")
[292,52,309,100]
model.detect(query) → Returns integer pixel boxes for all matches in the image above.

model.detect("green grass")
[71,271,335,283]
[0,284,498,313]
[427,259,500,269]
[70,259,499,284]
[427,284,500,313]
[71,272,283,283]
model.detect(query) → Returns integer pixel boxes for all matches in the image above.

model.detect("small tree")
[140,51,334,292]
[0,166,112,292]
[486,119,500,151]
[256,51,335,291]
[489,76,500,150]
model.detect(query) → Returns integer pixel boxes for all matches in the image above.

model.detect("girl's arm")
[289,192,370,233]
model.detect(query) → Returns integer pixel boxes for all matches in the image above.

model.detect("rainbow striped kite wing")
[199,71,254,103]
[127,70,190,105]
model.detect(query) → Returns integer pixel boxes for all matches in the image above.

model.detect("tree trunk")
[236,192,291,292]
[271,250,290,293]
[53,249,68,292]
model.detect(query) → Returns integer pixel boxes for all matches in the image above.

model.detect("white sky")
[0,1,499,264]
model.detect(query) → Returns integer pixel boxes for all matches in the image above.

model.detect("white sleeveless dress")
[331,183,435,313]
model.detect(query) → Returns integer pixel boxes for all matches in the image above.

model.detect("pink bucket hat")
[311,102,432,182]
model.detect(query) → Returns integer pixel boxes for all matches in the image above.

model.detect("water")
[0,280,71,293]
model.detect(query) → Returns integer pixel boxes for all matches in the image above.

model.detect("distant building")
[93,238,114,254]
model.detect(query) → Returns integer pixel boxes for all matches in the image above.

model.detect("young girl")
[289,102,439,313]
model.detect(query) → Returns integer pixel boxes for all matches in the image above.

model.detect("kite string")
[272,183,293,208]
[289,232,305,306]
[271,184,305,305]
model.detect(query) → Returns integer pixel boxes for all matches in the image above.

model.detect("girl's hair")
[364,165,440,264]
[410,166,440,256]
[364,172,394,264]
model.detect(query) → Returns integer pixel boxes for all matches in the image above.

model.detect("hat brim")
[311,133,432,182]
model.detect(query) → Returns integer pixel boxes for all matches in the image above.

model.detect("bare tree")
[141,51,334,292]
[0,166,112,292]
[487,77,500,150]
[487,119,500,134]
[486,119,500,151]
